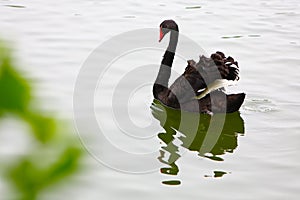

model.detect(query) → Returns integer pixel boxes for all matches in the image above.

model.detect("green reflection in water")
[161,180,181,186]
[185,6,201,9]
[3,5,26,9]
[204,171,228,178]
[222,35,243,39]
[151,99,244,185]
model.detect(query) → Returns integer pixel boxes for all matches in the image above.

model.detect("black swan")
[153,20,245,114]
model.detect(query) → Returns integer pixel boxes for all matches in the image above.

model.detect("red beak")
[159,27,164,42]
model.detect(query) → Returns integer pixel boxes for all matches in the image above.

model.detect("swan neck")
[153,28,179,100]
[167,30,178,53]
[161,30,178,67]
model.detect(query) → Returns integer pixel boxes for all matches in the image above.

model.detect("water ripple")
[243,98,278,112]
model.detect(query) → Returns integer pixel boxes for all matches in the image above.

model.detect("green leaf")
[24,112,57,143]
[0,45,31,113]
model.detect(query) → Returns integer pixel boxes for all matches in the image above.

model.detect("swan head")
[159,20,179,42]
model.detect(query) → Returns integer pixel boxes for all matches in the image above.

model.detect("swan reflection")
[151,99,245,185]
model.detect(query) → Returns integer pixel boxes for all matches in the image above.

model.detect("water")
[1,0,300,199]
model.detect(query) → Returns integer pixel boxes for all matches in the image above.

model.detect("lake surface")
[1,0,300,199]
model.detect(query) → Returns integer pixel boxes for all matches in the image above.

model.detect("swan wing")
[194,79,237,99]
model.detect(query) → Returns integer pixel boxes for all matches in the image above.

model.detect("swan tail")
[226,93,246,113]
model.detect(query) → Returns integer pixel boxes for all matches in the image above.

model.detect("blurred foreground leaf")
[8,146,82,200]
[24,112,57,143]
[0,43,31,114]
[0,40,84,200]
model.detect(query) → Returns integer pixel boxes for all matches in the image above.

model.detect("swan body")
[153,20,245,114]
